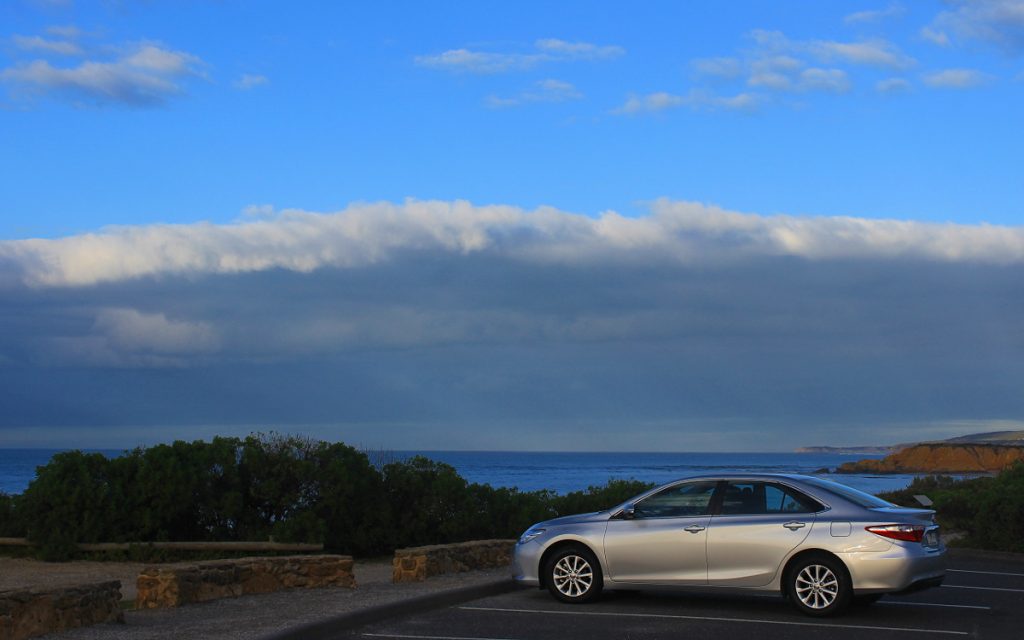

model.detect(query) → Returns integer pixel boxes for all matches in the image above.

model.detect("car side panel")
[706,514,813,586]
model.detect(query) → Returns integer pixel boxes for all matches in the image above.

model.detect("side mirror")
[619,505,636,520]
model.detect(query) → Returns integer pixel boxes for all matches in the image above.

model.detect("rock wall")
[0,581,123,640]
[135,555,355,609]
[393,539,514,583]
[837,443,1024,474]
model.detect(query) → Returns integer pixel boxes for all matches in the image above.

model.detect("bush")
[552,479,656,516]
[0,491,26,537]
[963,463,1024,552]
[878,465,1024,553]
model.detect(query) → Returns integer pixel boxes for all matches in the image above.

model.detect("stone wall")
[393,539,515,583]
[136,555,355,609]
[0,581,123,640]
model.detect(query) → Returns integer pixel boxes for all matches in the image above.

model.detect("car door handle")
[783,521,806,531]
[683,525,706,534]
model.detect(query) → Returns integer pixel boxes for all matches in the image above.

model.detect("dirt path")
[0,556,394,602]
[0,558,148,600]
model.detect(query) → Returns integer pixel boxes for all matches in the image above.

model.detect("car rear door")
[705,481,817,587]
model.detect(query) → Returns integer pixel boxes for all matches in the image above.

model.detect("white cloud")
[927,0,1024,52]
[12,34,82,56]
[613,90,758,114]
[799,68,851,93]
[844,4,906,25]
[534,38,625,60]
[922,68,993,88]
[37,308,220,367]
[94,308,220,354]
[748,66,849,93]
[486,78,582,108]
[748,71,792,90]
[749,30,915,69]
[876,77,911,93]
[0,41,203,106]
[414,48,543,74]
[921,26,952,47]
[691,57,743,78]
[45,25,82,39]
[233,73,268,90]
[415,39,623,74]
[808,38,916,69]
[6,199,1024,290]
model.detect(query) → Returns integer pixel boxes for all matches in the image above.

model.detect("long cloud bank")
[2,199,1024,288]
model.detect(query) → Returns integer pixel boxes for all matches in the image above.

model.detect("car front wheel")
[544,545,603,604]
[786,554,852,617]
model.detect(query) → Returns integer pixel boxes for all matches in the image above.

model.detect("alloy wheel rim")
[553,554,594,598]
[795,564,839,609]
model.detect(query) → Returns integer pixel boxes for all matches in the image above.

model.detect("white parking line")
[944,584,1024,593]
[459,606,969,636]
[363,634,518,640]
[948,569,1024,578]
[362,630,520,634]
[880,601,990,610]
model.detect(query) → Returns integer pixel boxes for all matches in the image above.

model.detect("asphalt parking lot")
[340,551,1024,639]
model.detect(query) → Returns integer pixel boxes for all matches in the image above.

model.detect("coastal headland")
[837,443,1024,474]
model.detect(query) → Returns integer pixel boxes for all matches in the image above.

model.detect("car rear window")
[801,477,895,509]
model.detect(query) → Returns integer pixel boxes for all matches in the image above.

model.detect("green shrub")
[552,479,655,516]
[963,463,1024,552]
[0,492,26,537]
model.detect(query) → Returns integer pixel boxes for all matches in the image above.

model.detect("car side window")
[633,481,718,518]
[766,484,821,513]
[720,481,822,515]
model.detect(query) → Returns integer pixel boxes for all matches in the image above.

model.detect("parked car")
[513,473,945,616]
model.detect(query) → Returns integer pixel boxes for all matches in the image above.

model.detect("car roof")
[663,473,818,482]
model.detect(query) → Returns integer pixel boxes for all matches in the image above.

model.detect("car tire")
[786,554,852,617]
[544,545,603,604]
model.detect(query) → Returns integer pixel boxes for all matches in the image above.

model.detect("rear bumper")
[894,574,945,594]
[844,543,947,594]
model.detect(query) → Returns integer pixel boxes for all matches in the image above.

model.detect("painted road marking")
[880,601,990,610]
[458,606,969,636]
[948,569,1024,578]
[944,584,1024,593]
[364,635,519,640]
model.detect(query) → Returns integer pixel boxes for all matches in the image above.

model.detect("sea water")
[1,448,915,496]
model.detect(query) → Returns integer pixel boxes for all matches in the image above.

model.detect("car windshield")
[800,477,896,509]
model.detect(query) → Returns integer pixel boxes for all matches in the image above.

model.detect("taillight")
[866,524,926,543]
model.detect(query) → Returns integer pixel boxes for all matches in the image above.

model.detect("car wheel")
[786,554,851,617]
[545,545,603,604]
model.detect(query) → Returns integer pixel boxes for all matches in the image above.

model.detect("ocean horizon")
[0,448,915,496]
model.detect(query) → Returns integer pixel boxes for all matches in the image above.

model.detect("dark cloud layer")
[1,201,1023,449]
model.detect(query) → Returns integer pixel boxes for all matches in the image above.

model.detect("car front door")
[706,481,817,587]
[602,480,718,584]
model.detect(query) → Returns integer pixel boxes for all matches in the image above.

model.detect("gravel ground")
[39,559,512,640]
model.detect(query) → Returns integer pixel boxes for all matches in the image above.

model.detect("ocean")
[0,448,915,496]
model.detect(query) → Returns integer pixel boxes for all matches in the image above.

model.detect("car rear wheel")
[544,545,603,604]
[786,555,851,617]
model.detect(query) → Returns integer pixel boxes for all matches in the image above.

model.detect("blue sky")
[1,1,1023,450]
[2,0,1022,237]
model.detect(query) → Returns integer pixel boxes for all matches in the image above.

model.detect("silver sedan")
[512,473,946,616]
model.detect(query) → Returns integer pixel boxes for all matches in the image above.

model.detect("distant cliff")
[795,446,896,454]
[836,443,1024,474]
